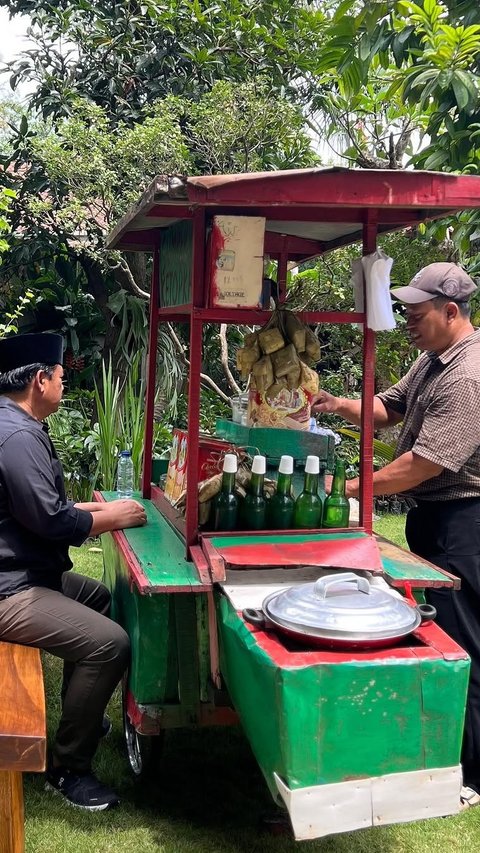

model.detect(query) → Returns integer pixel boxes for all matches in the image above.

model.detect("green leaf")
[451,73,470,111]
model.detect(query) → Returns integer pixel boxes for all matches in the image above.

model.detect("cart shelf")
[201,529,460,589]
[215,418,334,467]
[97,492,209,593]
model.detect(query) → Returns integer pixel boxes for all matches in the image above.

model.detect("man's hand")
[311,390,339,415]
[89,499,147,535]
[312,391,395,430]
[112,499,148,529]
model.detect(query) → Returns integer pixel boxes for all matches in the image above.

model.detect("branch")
[166,323,231,404]
[108,257,150,300]
[219,323,241,395]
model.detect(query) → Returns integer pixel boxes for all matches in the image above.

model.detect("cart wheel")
[122,682,164,778]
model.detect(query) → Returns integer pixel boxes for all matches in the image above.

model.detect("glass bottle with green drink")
[241,455,266,530]
[293,455,323,529]
[267,455,295,529]
[323,458,350,528]
[212,453,238,531]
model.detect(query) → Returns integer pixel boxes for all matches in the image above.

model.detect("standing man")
[313,262,480,809]
[0,332,147,811]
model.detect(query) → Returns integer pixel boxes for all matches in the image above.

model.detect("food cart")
[97,167,480,840]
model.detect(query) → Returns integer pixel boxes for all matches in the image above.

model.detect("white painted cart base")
[274,765,462,840]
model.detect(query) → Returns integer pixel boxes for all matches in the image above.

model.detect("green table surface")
[100,492,203,588]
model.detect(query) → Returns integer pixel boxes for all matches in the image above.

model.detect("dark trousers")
[406,498,480,789]
[0,572,130,773]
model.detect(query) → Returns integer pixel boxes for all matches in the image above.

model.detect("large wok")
[242,572,436,650]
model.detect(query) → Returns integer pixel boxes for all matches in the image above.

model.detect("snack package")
[247,363,319,431]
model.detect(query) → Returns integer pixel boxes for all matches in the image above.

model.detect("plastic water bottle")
[117,450,134,498]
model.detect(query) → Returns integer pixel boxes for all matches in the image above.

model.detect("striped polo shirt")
[376,329,480,501]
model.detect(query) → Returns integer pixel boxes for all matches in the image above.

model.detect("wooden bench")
[0,643,46,853]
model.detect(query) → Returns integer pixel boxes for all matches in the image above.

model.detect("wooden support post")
[277,242,288,304]
[360,214,378,534]
[0,771,24,853]
[185,209,206,551]
[142,244,160,498]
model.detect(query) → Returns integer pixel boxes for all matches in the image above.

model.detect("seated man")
[0,332,147,811]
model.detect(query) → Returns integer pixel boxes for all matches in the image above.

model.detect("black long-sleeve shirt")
[0,397,92,594]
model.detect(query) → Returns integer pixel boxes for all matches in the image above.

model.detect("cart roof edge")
[106,167,480,253]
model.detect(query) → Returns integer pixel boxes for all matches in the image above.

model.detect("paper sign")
[209,215,265,308]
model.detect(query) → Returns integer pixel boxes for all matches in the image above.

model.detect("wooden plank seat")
[0,642,46,853]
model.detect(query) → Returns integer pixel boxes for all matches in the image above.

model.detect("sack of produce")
[241,307,320,430]
[248,368,319,430]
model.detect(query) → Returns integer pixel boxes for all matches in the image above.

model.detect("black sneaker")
[45,766,120,811]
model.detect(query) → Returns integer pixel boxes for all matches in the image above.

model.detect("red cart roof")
[106,167,480,256]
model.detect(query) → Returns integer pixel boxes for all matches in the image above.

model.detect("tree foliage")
[0,78,317,397]
[1,0,480,415]
[310,0,480,175]
[2,0,328,123]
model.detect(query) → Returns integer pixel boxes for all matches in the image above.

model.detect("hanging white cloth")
[350,250,396,332]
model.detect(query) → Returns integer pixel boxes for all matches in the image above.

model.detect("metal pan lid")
[263,572,420,640]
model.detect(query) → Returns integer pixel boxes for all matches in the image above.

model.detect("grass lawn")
[24,519,480,852]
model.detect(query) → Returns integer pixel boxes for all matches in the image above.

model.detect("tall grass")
[88,359,123,491]
[119,354,147,488]
[87,355,157,491]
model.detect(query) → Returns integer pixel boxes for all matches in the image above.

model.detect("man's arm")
[344,451,444,499]
[88,499,147,535]
[74,502,106,513]
[312,390,402,429]
[73,499,148,533]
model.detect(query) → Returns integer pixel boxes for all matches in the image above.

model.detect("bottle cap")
[251,455,266,475]
[305,455,319,475]
[279,455,293,475]
[223,453,238,474]
[120,450,131,457]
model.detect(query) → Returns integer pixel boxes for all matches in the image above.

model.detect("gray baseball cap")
[391,262,477,304]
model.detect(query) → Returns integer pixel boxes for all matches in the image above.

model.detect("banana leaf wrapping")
[258,326,285,354]
[252,355,274,393]
[285,311,306,352]
[236,339,261,379]
[305,327,321,362]
[270,343,299,378]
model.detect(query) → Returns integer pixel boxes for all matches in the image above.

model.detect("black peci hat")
[0,333,64,373]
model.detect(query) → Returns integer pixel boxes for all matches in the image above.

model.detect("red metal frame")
[359,215,378,533]
[185,209,206,551]
[187,308,363,324]
[148,220,377,545]
[142,245,160,497]
[122,169,480,557]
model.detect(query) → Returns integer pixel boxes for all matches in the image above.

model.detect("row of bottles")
[212,453,350,532]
